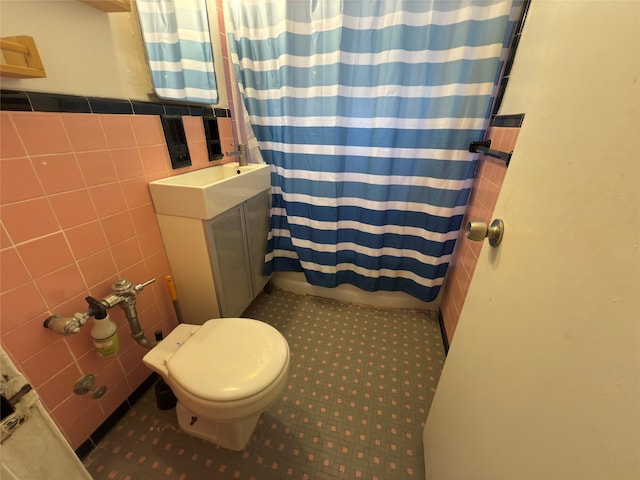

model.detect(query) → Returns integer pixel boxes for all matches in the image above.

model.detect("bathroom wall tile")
[145,250,170,280]
[129,204,158,235]
[112,147,144,180]
[490,127,505,151]
[0,247,31,292]
[0,157,45,204]
[118,342,147,374]
[65,221,109,260]
[95,357,128,392]
[120,177,152,208]
[88,98,133,115]
[78,250,117,289]
[138,227,165,257]
[0,282,47,333]
[61,113,108,152]
[0,224,12,250]
[1,316,60,364]
[110,238,143,272]
[51,393,104,450]
[32,153,85,195]
[131,115,164,146]
[131,102,165,116]
[35,264,86,309]
[188,140,210,167]
[121,348,152,392]
[483,183,501,212]
[1,104,217,449]
[11,112,72,156]
[183,115,205,143]
[28,93,91,114]
[125,361,153,393]
[507,128,520,150]
[99,114,136,149]
[1,198,59,244]
[76,150,118,186]
[441,126,521,344]
[97,379,130,420]
[0,113,26,158]
[101,211,135,246]
[89,183,127,218]
[139,144,171,176]
[49,189,97,229]
[37,362,83,411]
[17,232,74,279]
[77,348,112,378]
[217,116,233,141]
[458,242,478,280]
[20,338,74,388]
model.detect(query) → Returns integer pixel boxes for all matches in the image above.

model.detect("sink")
[149,163,271,219]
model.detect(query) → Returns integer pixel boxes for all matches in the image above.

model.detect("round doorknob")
[465,219,504,247]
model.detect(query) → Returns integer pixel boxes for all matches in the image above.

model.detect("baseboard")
[437,309,450,355]
[75,373,158,459]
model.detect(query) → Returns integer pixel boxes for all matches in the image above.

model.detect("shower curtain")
[224,0,519,302]
[136,0,218,104]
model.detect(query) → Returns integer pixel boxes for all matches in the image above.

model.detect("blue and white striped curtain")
[224,0,519,302]
[136,0,218,104]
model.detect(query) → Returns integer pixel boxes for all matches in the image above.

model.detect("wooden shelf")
[0,36,46,78]
[80,0,131,12]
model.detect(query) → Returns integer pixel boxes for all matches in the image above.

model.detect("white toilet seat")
[166,318,289,403]
[142,317,290,449]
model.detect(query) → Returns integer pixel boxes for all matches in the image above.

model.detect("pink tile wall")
[440,126,520,344]
[0,110,234,449]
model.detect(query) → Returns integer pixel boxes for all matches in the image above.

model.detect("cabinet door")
[244,190,272,295]
[207,205,253,317]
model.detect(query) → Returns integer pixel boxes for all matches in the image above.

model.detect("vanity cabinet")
[156,189,271,324]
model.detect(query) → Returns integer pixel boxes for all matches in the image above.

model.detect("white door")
[423,2,640,479]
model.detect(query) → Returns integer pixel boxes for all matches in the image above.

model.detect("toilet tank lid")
[166,318,289,401]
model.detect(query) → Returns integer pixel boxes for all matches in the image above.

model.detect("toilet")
[142,317,290,451]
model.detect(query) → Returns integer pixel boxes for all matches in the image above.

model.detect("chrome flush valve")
[43,278,158,349]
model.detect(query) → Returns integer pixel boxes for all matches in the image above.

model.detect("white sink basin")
[149,163,271,219]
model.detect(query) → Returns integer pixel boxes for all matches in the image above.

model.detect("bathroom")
[0,1,638,479]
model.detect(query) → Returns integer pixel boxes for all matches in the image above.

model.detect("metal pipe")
[44,277,158,350]
[111,280,157,350]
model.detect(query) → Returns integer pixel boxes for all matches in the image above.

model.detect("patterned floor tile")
[83,288,445,479]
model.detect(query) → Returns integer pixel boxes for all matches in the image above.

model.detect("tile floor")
[82,288,445,479]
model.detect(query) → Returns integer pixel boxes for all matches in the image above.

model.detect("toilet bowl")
[142,318,290,451]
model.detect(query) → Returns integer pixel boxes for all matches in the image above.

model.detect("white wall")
[0,0,228,107]
[424,2,640,479]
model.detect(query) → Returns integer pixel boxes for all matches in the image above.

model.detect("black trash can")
[154,379,177,410]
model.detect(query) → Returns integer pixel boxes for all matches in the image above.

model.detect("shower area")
[218,0,523,311]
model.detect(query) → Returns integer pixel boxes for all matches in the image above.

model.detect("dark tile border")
[164,104,191,116]
[131,101,165,115]
[75,373,159,460]
[437,309,449,355]
[491,113,525,128]
[0,89,227,118]
[28,92,91,113]
[88,97,133,114]
[214,107,231,117]
[0,90,32,111]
